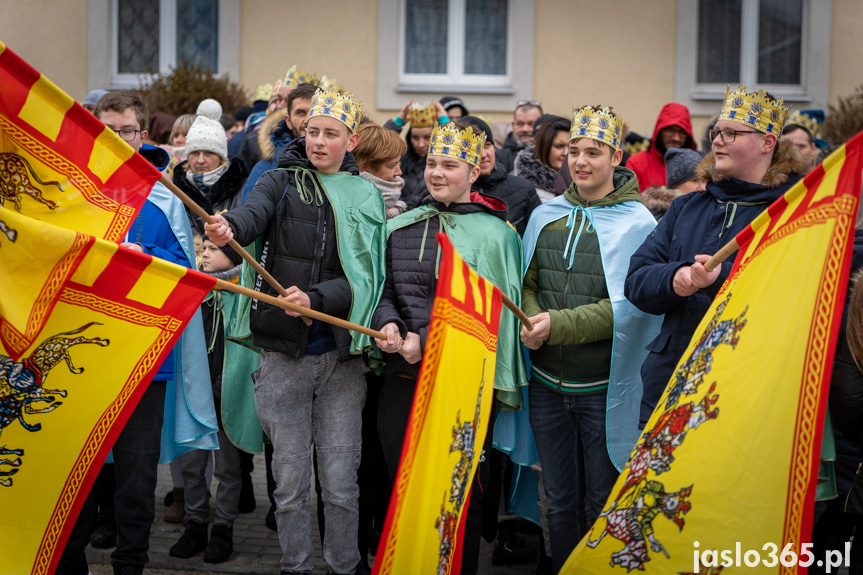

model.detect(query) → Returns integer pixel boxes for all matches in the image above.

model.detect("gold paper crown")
[283,65,319,89]
[570,106,623,149]
[786,110,822,137]
[407,103,437,128]
[428,122,485,167]
[254,83,274,101]
[308,86,363,132]
[318,76,344,94]
[719,85,789,136]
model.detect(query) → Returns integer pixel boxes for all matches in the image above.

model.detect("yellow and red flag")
[562,133,863,574]
[0,40,159,241]
[373,233,502,575]
[0,206,215,575]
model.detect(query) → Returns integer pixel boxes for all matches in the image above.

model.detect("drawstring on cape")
[291,167,325,206]
[203,290,225,354]
[562,206,594,271]
[413,207,458,277]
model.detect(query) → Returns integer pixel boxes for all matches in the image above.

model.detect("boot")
[163,488,185,523]
[168,519,207,558]
[203,523,234,563]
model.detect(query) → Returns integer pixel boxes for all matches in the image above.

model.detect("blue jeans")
[528,380,619,574]
[254,349,366,574]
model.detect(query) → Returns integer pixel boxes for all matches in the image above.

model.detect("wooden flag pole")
[215,279,387,341]
[502,293,533,331]
[159,174,312,326]
[703,238,740,273]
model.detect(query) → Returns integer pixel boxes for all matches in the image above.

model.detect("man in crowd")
[625,85,802,427]
[497,100,544,173]
[627,102,697,192]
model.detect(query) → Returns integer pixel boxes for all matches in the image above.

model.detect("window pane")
[404,0,448,74]
[117,0,159,74]
[464,0,507,75]
[697,0,742,83]
[758,0,802,84]
[176,0,219,72]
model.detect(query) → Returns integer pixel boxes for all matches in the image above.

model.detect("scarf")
[514,145,558,192]
[186,162,228,193]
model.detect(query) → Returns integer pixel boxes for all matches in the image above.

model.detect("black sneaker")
[89,522,117,549]
[203,524,233,563]
[168,520,208,558]
[265,503,277,531]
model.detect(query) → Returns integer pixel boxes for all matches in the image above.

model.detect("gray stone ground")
[85,454,538,575]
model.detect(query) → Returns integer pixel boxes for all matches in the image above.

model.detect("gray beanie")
[665,148,703,189]
[82,89,108,108]
[196,98,223,121]
[185,116,228,161]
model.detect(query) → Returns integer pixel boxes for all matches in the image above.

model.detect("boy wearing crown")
[626,85,803,428]
[372,120,526,574]
[519,105,661,572]
[205,87,386,575]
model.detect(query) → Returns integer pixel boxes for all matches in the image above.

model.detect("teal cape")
[205,278,263,454]
[382,203,528,409]
[110,181,219,463]
[290,168,387,355]
[219,169,386,452]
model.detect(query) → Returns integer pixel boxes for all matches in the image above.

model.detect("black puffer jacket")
[474,161,540,235]
[222,138,358,360]
[172,159,249,235]
[495,131,522,174]
[371,193,509,379]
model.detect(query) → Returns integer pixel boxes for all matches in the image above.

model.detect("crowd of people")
[53,64,863,575]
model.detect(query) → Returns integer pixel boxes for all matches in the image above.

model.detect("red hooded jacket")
[627,103,696,192]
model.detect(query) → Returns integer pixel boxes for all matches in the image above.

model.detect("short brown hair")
[287,83,318,115]
[353,123,407,171]
[94,91,149,131]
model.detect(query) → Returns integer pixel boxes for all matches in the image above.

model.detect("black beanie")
[459,116,494,147]
[203,235,244,266]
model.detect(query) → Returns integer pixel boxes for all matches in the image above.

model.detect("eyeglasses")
[111,128,141,142]
[709,128,761,144]
[516,100,542,108]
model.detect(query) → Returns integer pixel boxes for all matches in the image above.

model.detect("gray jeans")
[254,349,366,574]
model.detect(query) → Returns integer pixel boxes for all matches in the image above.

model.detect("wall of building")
[0,0,89,101]
[829,0,863,106]
[240,0,384,118]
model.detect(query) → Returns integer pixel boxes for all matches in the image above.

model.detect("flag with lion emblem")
[0,206,215,575]
[562,133,863,574]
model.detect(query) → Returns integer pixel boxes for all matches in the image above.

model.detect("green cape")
[384,204,528,410]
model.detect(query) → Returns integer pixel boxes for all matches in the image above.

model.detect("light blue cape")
[495,195,661,471]
[108,181,219,463]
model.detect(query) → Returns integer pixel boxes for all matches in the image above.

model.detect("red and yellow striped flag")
[0,206,215,575]
[373,233,502,575]
[562,133,863,574]
[0,41,159,241]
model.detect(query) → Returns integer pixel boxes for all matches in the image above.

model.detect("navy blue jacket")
[126,198,193,380]
[625,143,802,425]
[241,118,293,202]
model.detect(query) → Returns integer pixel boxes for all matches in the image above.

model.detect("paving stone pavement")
[85,454,538,574]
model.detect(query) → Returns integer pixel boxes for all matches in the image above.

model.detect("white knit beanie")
[196,98,223,121]
[185,116,227,161]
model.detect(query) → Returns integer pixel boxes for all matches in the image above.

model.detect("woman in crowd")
[514,116,570,202]
[353,123,409,219]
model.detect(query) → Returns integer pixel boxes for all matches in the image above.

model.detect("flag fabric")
[0,40,159,241]
[562,133,863,574]
[0,206,216,575]
[373,233,503,575]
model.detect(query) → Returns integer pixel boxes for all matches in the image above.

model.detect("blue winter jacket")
[625,143,802,426]
[241,118,293,203]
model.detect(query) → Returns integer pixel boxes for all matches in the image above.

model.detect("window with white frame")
[400,0,509,88]
[675,0,830,115]
[110,0,219,88]
[377,0,534,113]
